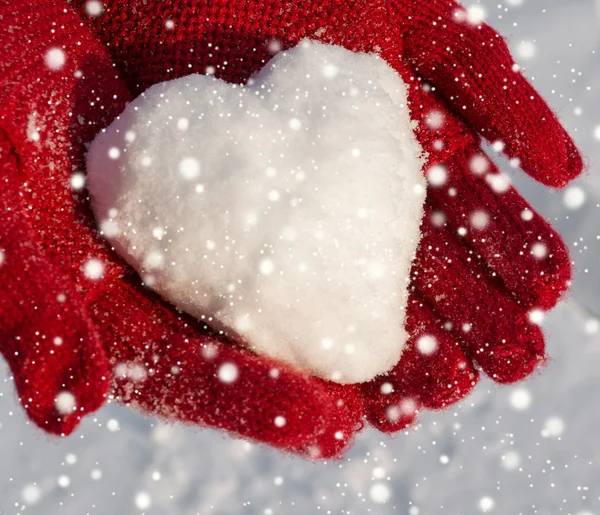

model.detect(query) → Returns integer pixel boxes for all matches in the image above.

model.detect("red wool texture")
[0,0,583,458]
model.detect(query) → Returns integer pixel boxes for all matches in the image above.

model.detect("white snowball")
[274,416,286,427]
[86,40,426,384]
[45,48,66,70]
[55,391,76,415]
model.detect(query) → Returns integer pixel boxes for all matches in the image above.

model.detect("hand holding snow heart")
[87,41,426,383]
[0,0,583,458]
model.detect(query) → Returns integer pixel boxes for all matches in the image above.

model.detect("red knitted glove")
[0,0,582,458]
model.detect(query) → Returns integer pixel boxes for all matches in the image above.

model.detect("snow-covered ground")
[2,1,600,513]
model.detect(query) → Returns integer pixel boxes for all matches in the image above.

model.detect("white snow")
[45,48,65,71]
[466,5,487,25]
[470,210,490,230]
[509,388,532,411]
[370,483,391,504]
[563,185,586,209]
[55,392,76,415]
[426,164,448,187]
[541,416,566,438]
[416,335,438,355]
[516,40,537,60]
[21,484,41,505]
[57,475,70,488]
[83,258,104,280]
[86,40,425,384]
[217,362,239,384]
[134,492,152,510]
[70,172,86,190]
[85,0,103,17]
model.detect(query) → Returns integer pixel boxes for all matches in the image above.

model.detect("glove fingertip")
[522,129,585,188]
[473,318,546,384]
[364,394,420,434]
[11,346,110,436]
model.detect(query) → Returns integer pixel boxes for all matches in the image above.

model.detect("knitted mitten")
[0,0,582,457]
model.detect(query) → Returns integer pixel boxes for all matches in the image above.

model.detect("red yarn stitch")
[0,0,582,458]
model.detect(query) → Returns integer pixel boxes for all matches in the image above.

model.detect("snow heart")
[87,41,426,384]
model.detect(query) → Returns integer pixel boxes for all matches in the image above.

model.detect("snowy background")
[2,1,600,513]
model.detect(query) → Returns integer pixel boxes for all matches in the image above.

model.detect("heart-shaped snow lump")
[87,40,425,384]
